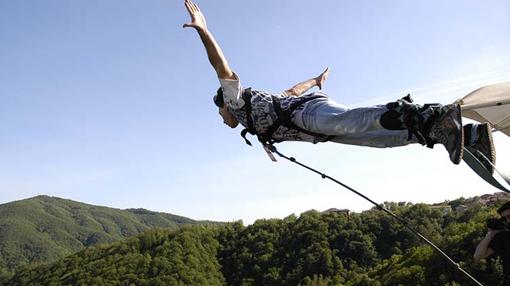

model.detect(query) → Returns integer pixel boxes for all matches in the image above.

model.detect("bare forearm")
[196,28,233,79]
[474,233,495,261]
[285,78,318,97]
[285,68,329,97]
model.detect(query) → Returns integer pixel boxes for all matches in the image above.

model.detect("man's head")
[498,201,510,223]
[214,87,239,128]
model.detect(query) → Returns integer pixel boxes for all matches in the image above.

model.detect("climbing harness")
[266,144,485,286]
[239,88,333,147]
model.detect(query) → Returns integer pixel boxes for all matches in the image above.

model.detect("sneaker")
[464,123,496,173]
[429,103,464,164]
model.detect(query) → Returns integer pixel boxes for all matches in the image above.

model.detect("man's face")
[501,209,510,223]
[219,106,239,128]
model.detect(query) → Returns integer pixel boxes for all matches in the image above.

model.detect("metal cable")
[269,145,484,286]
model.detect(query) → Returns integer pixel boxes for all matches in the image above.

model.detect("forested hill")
[0,195,214,276]
[2,193,509,286]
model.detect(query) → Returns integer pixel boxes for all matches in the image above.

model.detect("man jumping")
[183,0,495,166]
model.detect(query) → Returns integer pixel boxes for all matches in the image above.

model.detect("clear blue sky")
[1,0,509,224]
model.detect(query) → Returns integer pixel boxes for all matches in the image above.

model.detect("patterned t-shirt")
[219,75,327,143]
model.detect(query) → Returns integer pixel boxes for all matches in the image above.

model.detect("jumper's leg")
[295,96,465,164]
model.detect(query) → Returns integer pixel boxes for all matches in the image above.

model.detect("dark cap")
[497,201,510,214]
[213,87,224,108]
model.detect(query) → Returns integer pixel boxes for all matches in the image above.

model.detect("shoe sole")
[482,123,496,168]
[446,104,464,164]
[468,123,496,173]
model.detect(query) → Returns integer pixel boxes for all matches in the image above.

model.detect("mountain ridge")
[0,195,217,275]
[2,192,509,285]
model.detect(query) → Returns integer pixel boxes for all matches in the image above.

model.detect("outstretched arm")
[183,0,235,80]
[284,68,329,97]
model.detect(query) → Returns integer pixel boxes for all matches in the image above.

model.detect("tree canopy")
[2,194,509,286]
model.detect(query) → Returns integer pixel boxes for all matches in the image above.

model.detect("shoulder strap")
[240,88,256,145]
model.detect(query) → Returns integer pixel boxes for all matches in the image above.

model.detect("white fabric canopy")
[458,82,510,137]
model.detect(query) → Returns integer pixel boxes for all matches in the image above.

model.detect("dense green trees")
[3,226,224,286]
[1,195,508,285]
[0,195,216,276]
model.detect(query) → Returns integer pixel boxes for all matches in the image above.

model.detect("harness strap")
[272,95,333,141]
[240,89,331,146]
[240,88,256,146]
[385,95,439,148]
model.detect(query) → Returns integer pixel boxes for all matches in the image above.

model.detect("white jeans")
[294,97,418,148]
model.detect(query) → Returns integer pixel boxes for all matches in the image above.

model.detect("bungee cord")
[268,144,484,286]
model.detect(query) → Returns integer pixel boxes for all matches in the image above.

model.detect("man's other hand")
[316,67,329,90]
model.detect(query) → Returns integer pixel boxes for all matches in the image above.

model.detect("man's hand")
[487,228,502,236]
[284,68,331,97]
[183,0,207,32]
[315,67,329,90]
